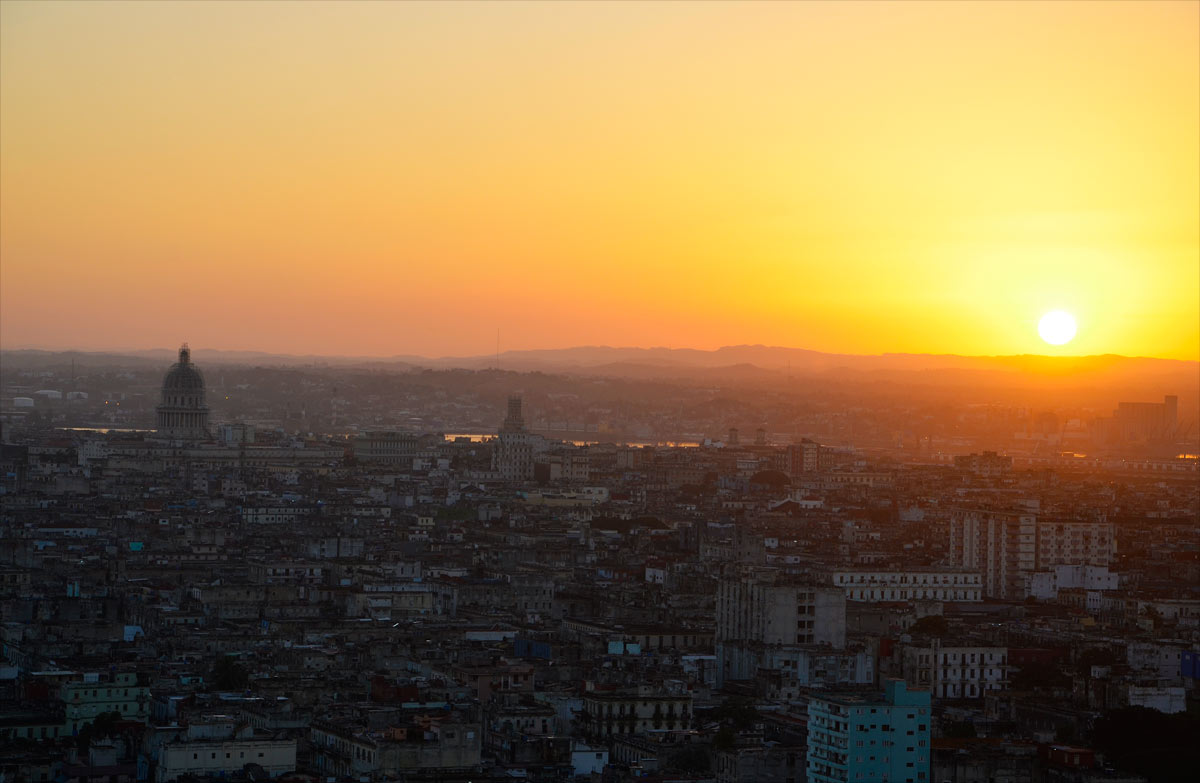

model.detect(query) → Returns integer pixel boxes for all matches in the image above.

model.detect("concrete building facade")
[900,643,1007,700]
[948,509,1114,599]
[832,570,982,603]
[807,680,931,783]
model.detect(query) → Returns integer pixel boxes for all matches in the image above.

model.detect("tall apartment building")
[1033,519,1114,569]
[807,680,931,783]
[716,567,849,687]
[786,438,831,477]
[494,395,544,481]
[1090,394,1180,446]
[948,509,1113,599]
[718,567,846,648]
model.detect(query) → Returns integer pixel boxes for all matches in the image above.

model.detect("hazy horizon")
[5,340,1200,364]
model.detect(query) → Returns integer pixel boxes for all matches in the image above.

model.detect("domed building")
[155,344,210,440]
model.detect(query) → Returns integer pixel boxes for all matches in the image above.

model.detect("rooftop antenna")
[496,328,500,371]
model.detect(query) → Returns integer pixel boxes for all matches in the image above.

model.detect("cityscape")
[1,3,1198,783]
[0,343,1196,782]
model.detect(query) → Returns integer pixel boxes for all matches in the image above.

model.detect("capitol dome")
[155,344,210,440]
[162,347,206,392]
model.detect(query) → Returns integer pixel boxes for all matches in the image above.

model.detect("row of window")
[71,688,137,698]
[839,574,978,585]
[851,589,979,599]
[939,652,1005,664]
[191,751,267,760]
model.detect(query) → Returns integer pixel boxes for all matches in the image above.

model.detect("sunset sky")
[2,1,1197,359]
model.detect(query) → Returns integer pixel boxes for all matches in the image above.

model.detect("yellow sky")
[2,1,1197,359]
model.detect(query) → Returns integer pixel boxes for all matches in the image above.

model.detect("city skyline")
[2,1,1197,360]
[2,4,1198,781]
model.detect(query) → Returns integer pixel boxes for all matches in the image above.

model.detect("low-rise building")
[900,643,1007,700]
[832,570,982,603]
[155,717,296,782]
[62,672,149,734]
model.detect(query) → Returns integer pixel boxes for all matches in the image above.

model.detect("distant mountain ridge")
[4,343,1196,394]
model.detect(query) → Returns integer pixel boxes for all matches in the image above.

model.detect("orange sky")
[2,1,1197,359]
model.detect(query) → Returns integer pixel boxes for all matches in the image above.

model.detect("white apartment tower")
[948,509,1114,599]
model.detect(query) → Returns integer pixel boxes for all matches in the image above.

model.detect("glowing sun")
[1038,310,1077,346]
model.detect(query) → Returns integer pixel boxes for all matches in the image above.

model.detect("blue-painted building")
[514,637,553,659]
[807,679,931,783]
[1183,648,1200,680]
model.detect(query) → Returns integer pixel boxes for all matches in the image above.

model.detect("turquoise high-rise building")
[807,679,931,783]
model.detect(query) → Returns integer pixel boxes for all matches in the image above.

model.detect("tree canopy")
[212,656,250,691]
[1090,707,1200,783]
[711,696,760,730]
[907,614,949,636]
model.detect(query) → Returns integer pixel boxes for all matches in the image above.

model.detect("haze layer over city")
[0,3,1197,783]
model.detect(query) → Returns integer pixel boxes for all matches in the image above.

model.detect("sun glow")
[1038,311,1078,346]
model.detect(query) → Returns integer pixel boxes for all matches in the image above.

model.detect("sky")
[1,1,1197,360]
